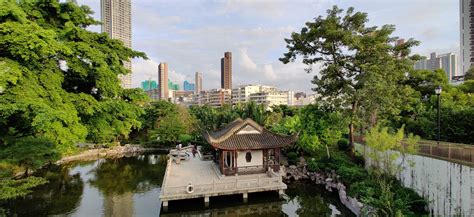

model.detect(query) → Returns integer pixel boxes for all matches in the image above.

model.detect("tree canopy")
[0,0,147,152]
[280,6,419,152]
[0,0,148,200]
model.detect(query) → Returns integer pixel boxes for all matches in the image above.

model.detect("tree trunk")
[349,100,358,156]
[370,107,379,128]
[325,144,331,159]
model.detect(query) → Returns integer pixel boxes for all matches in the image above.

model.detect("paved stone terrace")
[159,148,286,206]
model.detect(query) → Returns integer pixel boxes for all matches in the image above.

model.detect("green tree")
[465,67,474,81]
[280,6,418,154]
[272,104,347,157]
[142,101,197,145]
[0,0,147,200]
[391,75,474,144]
[0,0,147,153]
[0,137,59,200]
[189,105,220,130]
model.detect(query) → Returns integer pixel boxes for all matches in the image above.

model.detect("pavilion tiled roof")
[203,118,297,150]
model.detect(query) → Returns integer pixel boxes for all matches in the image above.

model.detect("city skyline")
[78,0,459,93]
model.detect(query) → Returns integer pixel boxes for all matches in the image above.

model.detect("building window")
[224,151,233,168]
[268,149,275,165]
[245,152,252,163]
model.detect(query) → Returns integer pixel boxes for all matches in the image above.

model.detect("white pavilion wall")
[237,150,263,167]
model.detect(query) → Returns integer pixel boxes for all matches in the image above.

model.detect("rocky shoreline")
[284,164,366,216]
[55,144,167,165]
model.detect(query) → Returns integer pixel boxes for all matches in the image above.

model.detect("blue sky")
[77,0,459,93]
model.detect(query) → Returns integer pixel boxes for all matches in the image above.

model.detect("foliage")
[365,125,418,176]
[0,137,59,201]
[0,176,48,201]
[307,159,318,172]
[465,67,474,81]
[178,134,193,143]
[271,115,301,135]
[280,5,419,152]
[336,165,367,185]
[200,142,213,155]
[89,154,167,195]
[1,166,84,216]
[273,104,347,157]
[286,152,298,165]
[141,101,197,145]
[0,0,147,152]
[189,104,234,131]
[83,89,147,145]
[0,0,148,200]
[234,101,268,125]
[310,148,427,216]
[0,137,59,175]
[391,82,474,144]
[401,69,448,98]
[337,138,349,151]
[190,101,269,131]
[360,125,426,216]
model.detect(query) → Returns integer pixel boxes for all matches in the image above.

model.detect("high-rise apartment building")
[183,81,195,91]
[168,80,180,91]
[158,63,169,100]
[195,72,202,94]
[141,80,157,91]
[413,52,458,81]
[221,52,232,89]
[232,85,276,104]
[460,0,474,75]
[232,84,292,108]
[101,0,132,89]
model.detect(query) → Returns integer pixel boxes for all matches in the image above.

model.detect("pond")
[1,153,354,216]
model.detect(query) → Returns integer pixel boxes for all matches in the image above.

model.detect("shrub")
[336,165,368,184]
[178,134,193,143]
[337,138,349,151]
[200,142,213,155]
[347,178,378,198]
[307,159,318,172]
[353,151,365,166]
[286,152,298,165]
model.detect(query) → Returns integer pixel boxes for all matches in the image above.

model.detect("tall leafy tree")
[143,101,197,145]
[0,0,147,200]
[0,0,147,152]
[280,6,418,153]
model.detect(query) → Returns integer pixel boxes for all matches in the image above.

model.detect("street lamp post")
[435,86,442,145]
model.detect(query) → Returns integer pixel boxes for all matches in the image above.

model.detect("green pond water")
[1,153,354,216]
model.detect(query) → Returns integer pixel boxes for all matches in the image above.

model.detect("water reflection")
[285,183,354,217]
[1,154,354,217]
[89,155,166,195]
[161,199,284,217]
[1,165,84,216]
[161,184,354,217]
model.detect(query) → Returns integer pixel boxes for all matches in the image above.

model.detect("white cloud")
[76,0,458,94]
[239,48,257,71]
